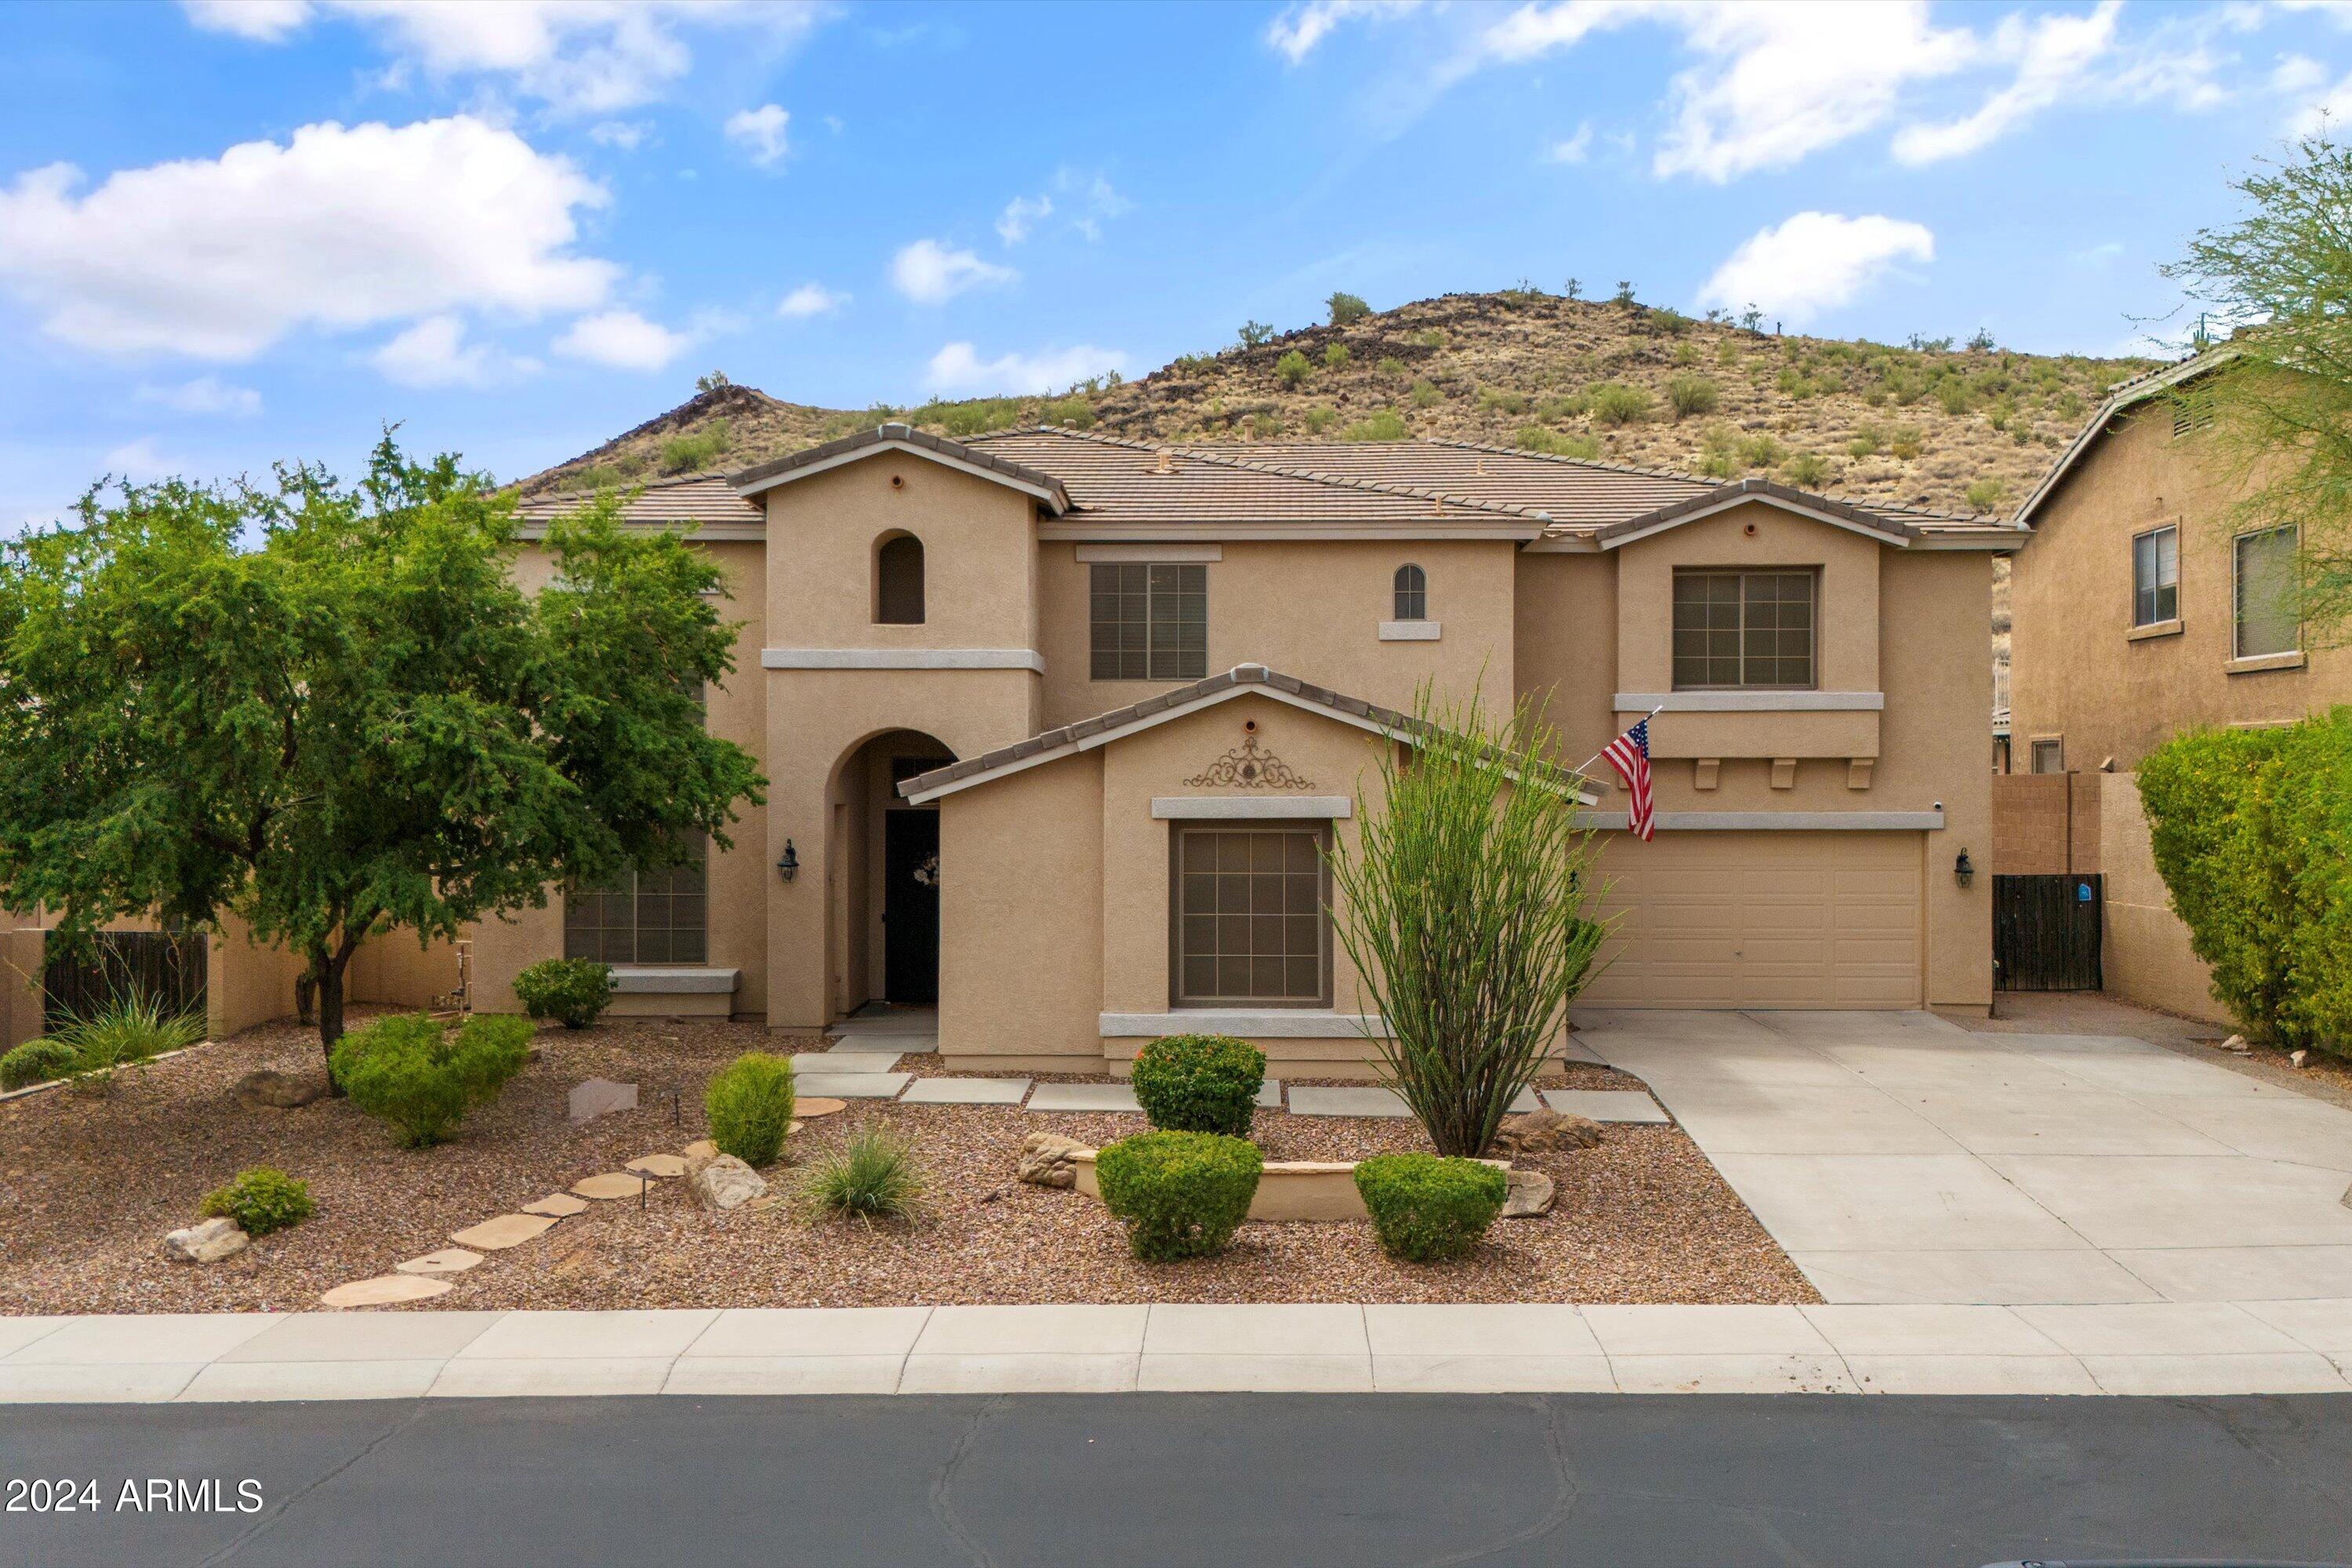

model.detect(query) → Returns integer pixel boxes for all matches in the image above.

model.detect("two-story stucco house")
[445,423,2012,1076]
[2005,353,2346,1021]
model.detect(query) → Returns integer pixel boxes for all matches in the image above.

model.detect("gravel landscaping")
[0,1014,1814,1313]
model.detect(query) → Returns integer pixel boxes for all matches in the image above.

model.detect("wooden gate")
[1993,873,2103,992]
[42,930,209,1029]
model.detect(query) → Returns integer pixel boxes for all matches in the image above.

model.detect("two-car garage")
[1577,831,1926,1009]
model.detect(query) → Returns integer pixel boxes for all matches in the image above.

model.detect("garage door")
[1578,832,1924,1008]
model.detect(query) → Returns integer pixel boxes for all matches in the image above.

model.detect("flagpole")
[1569,704,1665,782]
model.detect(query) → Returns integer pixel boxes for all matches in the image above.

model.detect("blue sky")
[2,0,2350,527]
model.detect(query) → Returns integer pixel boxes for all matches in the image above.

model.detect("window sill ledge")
[2126,619,2183,642]
[610,967,739,995]
[1101,1010,1386,1039]
[1377,620,1441,641]
[1615,691,1884,713]
[2226,651,2307,675]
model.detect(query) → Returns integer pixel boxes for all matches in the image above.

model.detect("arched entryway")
[826,728,955,1018]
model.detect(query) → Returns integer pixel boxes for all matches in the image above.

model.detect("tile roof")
[512,474,758,528]
[731,422,1073,510]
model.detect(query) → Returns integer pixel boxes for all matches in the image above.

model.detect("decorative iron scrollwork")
[1185,730,1313,789]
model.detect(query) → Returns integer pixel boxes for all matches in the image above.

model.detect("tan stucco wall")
[2011,407,2349,771]
[1036,539,1517,728]
[2099,770,2229,1025]
[208,913,307,1041]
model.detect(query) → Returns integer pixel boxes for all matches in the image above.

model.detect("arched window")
[875,532,925,624]
[1392,563,1427,621]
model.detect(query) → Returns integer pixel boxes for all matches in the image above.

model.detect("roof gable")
[2013,349,2232,528]
[731,423,1073,512]
[1588,478,1923,550]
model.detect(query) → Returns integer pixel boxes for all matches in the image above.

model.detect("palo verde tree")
[1326,686,1610,1157]
[2164,132,2352,640]
[0,437,765,1074]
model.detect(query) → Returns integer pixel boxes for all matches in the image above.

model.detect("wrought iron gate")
[1993,873,2103,992]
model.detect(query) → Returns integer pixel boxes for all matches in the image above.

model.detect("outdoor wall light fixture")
[1954,849,1974,888]
[777,840,799,881]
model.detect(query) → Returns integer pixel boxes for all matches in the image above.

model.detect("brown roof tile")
[730,422,1073,510]
[512,474,760,528]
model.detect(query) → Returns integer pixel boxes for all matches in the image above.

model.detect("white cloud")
[552,309,693,371]
[924,342,1127,395]
[1697,212,1935,328]
[1544,123,1594,163]
[136,376,261,416]
[183,1,825,116]
[2272,54,2328,96]
[1892,1,2121,165]
[368,314,538,387]
[779,281,848,318]
[1266,0,1422,64]
[724,103,789,167]
[996,194,1051,245]
[889,239,1016,304]
[101,437,176,481]
[1057,168,1131,241]
[587,119,651,150]
[0,116,614,361]
[181,0,311,42]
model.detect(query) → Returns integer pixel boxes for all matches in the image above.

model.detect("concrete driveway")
[1575,1009,2352,1305]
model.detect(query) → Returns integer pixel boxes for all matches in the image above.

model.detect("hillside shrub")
[1515,426,1600,459]
[1409,379,1443,410]
[659,419,731,474]
[1341,408,1409,441]
[706,1052,797,1166]
[1376,355,1406,378]
[331,1013,533,1147]
[1534,392,1587,422]
[1889,424,1925,459]
[1275,350,1312,387]
[1934,378,1973,415]
[1095,1131,1262,1261]
[0,1038,78,1091]
[1587,383,1651,426]
[1477,387,1527,416]
[1132,1033,1266,1137]
[1964,477,2006,512]
[2139,711,2352,1051]
[1304,407,1339,435]
[201,1167,314,1237]
[1782,452,1831,488]
[804,1123,924,1219]
[1665,375,1719,418]
[1354,1153,1507,1262]
[511,958,614,1029]
[1737,433,1784,469]
[1323,343,1351,369]
[1327,291,1371,326]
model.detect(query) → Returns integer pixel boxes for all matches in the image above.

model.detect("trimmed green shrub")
[706,1051,797,1167]
[805,1124,924,1219]
[201,1166,314,1236]
[511,958,615,1029]
[1,1038,78,1090]
[330,1012,533,1148]
[2139,710,2352,1051]
[1132,1033,1266,1137]
[1354,1152,1508,1262]
[1096,1131,1262,1261]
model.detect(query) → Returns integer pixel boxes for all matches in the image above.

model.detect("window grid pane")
[1393,564,1427,620]
[562,836,709,967]
[1672,570,1813,689]
[2134,527,2180,627]
[1174,826,1324,1004]
[1091,562,1207,681]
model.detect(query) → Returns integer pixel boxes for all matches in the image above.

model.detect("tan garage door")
[1578,832,1923,1008]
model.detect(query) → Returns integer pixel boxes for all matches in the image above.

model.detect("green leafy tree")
[2165,134,2352,638]
[1327,291,1371,326]
[0,437,765,1073]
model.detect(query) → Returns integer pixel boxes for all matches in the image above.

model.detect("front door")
[883,810,940,1004]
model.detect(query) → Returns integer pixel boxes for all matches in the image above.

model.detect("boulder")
[1016,1131,1091,1189]
[568,1077,638,1124]
[231,1069,327,1109]
[1500,1169,1555,1219]
[1490,1109,1602,1157]
[164,1217,249,1264]
[688,1152,768,1212]
[2222,1033,2252,1054]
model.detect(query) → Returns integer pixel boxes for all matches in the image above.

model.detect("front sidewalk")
[4,1299,2349,1403]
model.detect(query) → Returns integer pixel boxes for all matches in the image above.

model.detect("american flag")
[1602,717,1656,841]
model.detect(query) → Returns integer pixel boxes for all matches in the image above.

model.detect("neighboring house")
[460,423,2010,1075]
[2005,352,2347,1021]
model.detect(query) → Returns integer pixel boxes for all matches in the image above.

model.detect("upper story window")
[2132,524,2180,627]
[1090,562,1206,681]
[1671,568,1816,690]
[875,532,924,624]
[565,834,708,965]
[2030,739,2064,774]
[1392,564,1427,620]
[2233,525,2299,659]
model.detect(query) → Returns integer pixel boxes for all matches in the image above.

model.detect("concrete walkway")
[3,1300,2348,1401]
[1574,1008,2352,1306]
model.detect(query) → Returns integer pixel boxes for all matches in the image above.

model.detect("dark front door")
[883,810,941,1004]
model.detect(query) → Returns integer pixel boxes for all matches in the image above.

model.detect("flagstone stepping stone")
[568,1077,638,1125]
[572,1171,651,1200]
[522,1192,590,1217]
[320,1274,452,1308]
[395,1248,482,1276]
[450,1213,559,1250]
[793,1097,848,1118]
[626,1153,688,1178]
[684,1139,717,1160]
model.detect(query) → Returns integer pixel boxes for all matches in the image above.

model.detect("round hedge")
[1131,1033,1266,1138]
[1,1037,80,1091]
[1095,1130,1263,1261]
[511,957,615,1029]
[705,1051,797,1167]
[1353,1152,1508,1263]
[201,1166,315,1237]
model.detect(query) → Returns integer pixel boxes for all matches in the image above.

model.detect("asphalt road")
[4,1393,2350,1568]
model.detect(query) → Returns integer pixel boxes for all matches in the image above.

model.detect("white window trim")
[760,648,1045,673]
[610,967,739,995]
[1152,797,1352,819]
[1076,543,1221,562]
[1616,691,1882,713]
[1378,620,1442,641]
[2132,521,2180,630]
